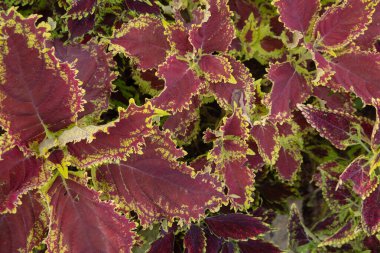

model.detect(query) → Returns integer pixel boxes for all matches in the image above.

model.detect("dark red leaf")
[152,56,201,112]
[0,147,45,213]
[148,232,174,253]
[204,228,223,253]
[313,0,375,49]
[238,239,282,253]
[274,0,320,33]
[167,22,193,55]
[275,147,302,180]
[0,10,84,150]
[355,4,380,51]
[97,130,225,226]
[319,221,359,247]
[0,191,48,253]
[67,0,97,18]
[184,225,206,253]
[265,62,311,122]
[46,177,136,252]
[110,15,169,70]
[189,0,234,53]
[251,122,279,164]
[362,185,380,234]
[205,213,269,240]
[339,157,378,198]
[288,205,311,250]
[198,54,233,83]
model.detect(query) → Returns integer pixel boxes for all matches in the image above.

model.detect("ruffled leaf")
[152,56,201,112]
[362,185,380,234]
[184,225,206,253]
[298,104,371,149]
[251,122,279,165]
[288,205,312,251]
[319,221,360,247]
[0,191,48,253]
[167,21,193,55]
[313,0,376,49]
[339,157,378,198]
[198,55,233,83]
[273,0,320,33]
[205,213,269,240]
[67,102,155,168]
[328,51,380,104]
[97,130,225,226]
[274,147,302,181]
[189,0,234,53]
[51,40,115,119]
[110,15,169,70]
[66,0,97,19]
[46,176,136,253]
[265,62,311,122]
[355,4,380,51]
[0,147,45,213]
[0,9,84,150]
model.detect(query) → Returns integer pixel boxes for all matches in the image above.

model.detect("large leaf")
[46,176,136,252]
[110,15,169,70]
[0,191,48,253]
[313,0,375,49]
[67,102,155,168]
[0,147,45,213]
[205,213,269,240]
[97,130,225,226]
[167,21,193,55]
[0,9,84,150]
[355,4,380,51]
[189,0,234,53]
[273,0,320,33]
[328,51,380,104]
[52,40,115,118]
[362,185,380,234]
[265,62,311,122]
[198,54,233,83]
[298,104,372,149]
[152,56,201,112]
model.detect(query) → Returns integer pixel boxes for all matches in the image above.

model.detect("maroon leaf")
[313,0,375,49]
[298,104,370,149]
[52,40,115,118]
[362,185,380,234]
[124,0,161,15]
[273,0,320,33]
[204,228,223,253]
[339,157,378,198]
[184,225,206,253]
[238,239,282,253]
[209,56,255,110]
[229,0,260,29]
[0,191,48,253]
[221,242,234,253]
[67,14,95,38]
[152,56,201,112]
[274,147,302,181]
[0,10,84,150]
[251,122,279,164]
[97,130,225,226]
[355,4,380,51]
[363,235,380,252]
[46,176,136,252]
[0,147,45,213]
[110,15,169,70]
[198,54,233,83]
[288,205,311,250]
[328,51,380,104]
[265,62,311,122]
[148,232,174,253]
[319,221,360,247]
[189,0,234,53]
[205,213,269,240]
[372,99,380,148]
[312,86,355,113]
[167,22,193,55]
[67,102,155,168]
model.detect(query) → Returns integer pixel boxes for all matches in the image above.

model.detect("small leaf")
[238,239,282,253]
[205,213,269,240]
[147,232,174,253]
[362,185,380,235]
[198,55,234,83]
[184,225,206,253]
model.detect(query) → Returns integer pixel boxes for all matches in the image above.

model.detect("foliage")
[0,0,380,252]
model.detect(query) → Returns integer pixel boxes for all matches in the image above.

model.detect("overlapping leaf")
[0,9,84,150]
[96,130,225,226]
[184,225,206,253]
[251,122,279,165]
[362,185,380,234]
[288,205,312,251]
[46,176,136,253]
[319,221,360,247]
[238,239,282,253]
[265,62,311,122]
[147,232,174,253]
[0,191,48,253]
[110,15,169,70]
[273,0,319,33]
[313,0,376,49]
[355,4,380,51]
[205,213,269,240]
[67,102,155,168]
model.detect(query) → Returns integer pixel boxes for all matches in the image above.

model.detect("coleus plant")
[1,0,380,252]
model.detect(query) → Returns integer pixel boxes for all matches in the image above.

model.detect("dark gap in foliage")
[243,58,267,79]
